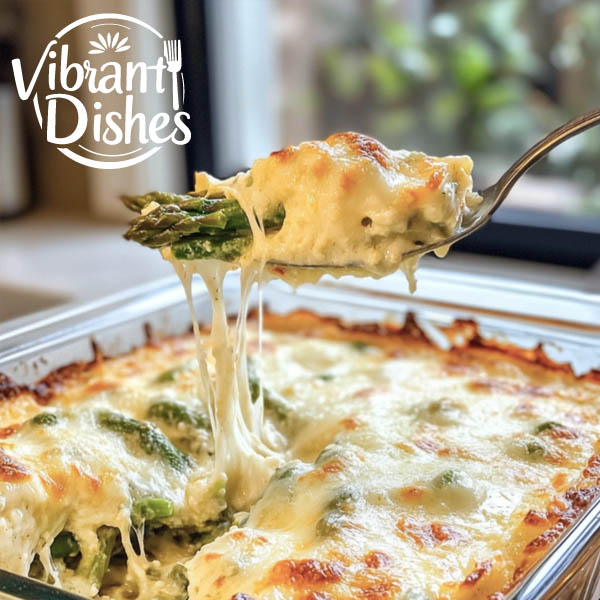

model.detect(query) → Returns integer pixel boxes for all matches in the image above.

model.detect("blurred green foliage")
[317,0,600,214]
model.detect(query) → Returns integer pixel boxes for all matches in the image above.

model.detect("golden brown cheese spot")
[523,510,548,527]
[268,559,344,588]
[0,425,20,438]
[339,417,361,431]
[326,132,389,169]
[71,464,101,492]
[552,472,568,490]
[0,447,30,481]
[363,551,391,569]
[0,373,33,401]
[426,169,444,191]
[354,581,398,600]
[584,454,600,479]
[40,470,67,499]
[545,426,579,441]
[312,155,331,179]
[84,379,120,394]
[443,361,479,376]
[460,560,492,588]
[301,458,346,483]
[394,442,415,454]
[397,486,425,501]
[511,401,538,419]
[203,553,222,562]
[396,517,467,548]
[340,170,359,194]
[525,486,600,555]
[468,379,552,397]
[269,145,295,162]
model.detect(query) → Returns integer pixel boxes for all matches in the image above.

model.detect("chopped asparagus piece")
[316,511,346,538]
[30,412,59,426]
[172,235,252,262]
[327,487,359,512]
[526,440,547,458]
[121,191,199,213]
[159,564,189,600]
[50,531,80,559]
[132,497,174,524]
[76,526,118,589]
[535,421,563,434]
[316,487,359,538]
[433,470,460,488]
[317,373,335,382]
[97,411,191,472]
[247,357,291,420]
[350,340,369,351]
[154,366,185,383]
[147,401,209,429]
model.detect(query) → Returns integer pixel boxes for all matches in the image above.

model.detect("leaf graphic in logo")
[115,35,131,53]
[88,32,130,55]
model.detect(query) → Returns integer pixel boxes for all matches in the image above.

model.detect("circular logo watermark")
[11,13,191,169]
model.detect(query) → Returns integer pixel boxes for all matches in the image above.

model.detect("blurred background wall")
[198,0,600,266]
[0,0,599,320]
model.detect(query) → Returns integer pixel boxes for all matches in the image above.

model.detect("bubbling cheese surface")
[1,316,599,599]
[185,317,600,600]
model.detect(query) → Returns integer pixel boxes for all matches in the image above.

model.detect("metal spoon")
[0,568,89,600]
[268,106,600,268]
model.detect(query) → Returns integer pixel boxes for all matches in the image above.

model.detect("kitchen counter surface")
[0,210,172,320]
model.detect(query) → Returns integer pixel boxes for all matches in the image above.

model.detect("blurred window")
[178,0,600,267]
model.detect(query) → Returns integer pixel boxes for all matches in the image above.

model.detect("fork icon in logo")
[163,40,182,111]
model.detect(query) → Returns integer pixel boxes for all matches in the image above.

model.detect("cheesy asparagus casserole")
[1,133,599,600]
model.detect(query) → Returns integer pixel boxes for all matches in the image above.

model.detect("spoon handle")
[485,106,600,214]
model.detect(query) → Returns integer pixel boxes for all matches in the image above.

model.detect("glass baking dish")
[0,267,599,600]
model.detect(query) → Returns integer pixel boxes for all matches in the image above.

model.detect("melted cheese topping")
[2,317,599,599]
[184,317,600,600]
[0,341,226,598]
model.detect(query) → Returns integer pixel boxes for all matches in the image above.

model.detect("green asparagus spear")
[535,421,563,434]
[132,497,174,524]
[97,411,191,472]
[147,400,209,430]
[121,191,285,262]
[171,235,252,262]
[76,526,118,590]
[316,487,359,538]
[50,531,80,559]
[30,412,60,426]
[154,365,187,383]
[121,191,228,213]
[162,564,189,600]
